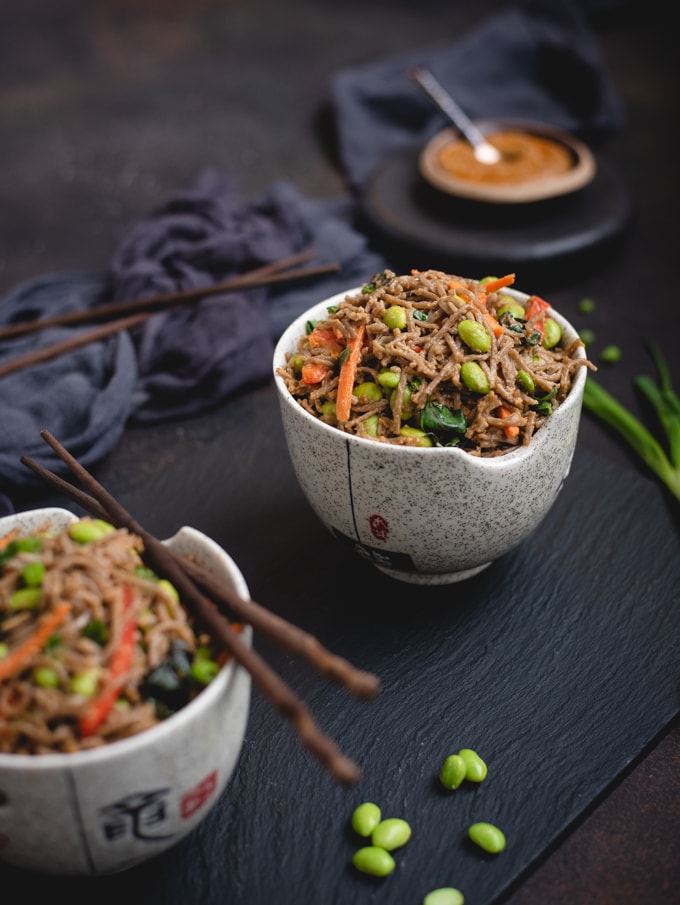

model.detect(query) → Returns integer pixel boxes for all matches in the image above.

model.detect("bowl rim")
[419,119,597,204]
[273,284,587,465]
[0,508,251,770]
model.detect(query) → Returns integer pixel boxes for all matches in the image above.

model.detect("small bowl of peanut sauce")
[419,118,596,204]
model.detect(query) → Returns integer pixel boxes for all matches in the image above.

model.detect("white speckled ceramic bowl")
[273,287,587,585]
[0,507,252,875]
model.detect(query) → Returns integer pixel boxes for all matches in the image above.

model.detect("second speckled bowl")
[273,286,587,585]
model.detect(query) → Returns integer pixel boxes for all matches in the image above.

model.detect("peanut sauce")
[437,130,574,186]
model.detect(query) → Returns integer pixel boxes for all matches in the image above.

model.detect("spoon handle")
[409,66,499,163]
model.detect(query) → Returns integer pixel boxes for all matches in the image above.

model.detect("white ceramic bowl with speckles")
[0,507,252,875]
[273,286,587,585]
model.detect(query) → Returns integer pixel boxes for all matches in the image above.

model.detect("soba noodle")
[0,518,227,755]
[277,269,593,455]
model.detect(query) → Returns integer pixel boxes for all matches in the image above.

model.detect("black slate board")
[359,147,632,282]
[5,436,679,905]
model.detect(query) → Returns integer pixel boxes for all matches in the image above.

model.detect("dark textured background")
[1,1,679,903]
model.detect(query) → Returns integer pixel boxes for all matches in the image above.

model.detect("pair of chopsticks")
[0,250,339,381]
[20,430,380,784]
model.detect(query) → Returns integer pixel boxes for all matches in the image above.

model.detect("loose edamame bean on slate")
[457,748,487,782]
[352,846,396,877]
[468,822,506,854]
[351,802,381,837]
[371,817,412,851]
[460,362,490,395]
[423,888,465,905]
[600,344,622,364]
[439,754,467,790]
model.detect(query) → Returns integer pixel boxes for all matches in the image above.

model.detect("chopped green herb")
[413,309,428,322]
[419,399,466,446]
[83,619,109,645]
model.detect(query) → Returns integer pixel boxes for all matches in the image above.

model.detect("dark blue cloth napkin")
[0,176,386,491]
[330,0,626,189]
[0,272,138,491]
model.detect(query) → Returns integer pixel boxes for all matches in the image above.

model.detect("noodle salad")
[277,269,593,455]
[0,517,230,755]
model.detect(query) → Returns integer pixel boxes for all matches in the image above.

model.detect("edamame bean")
[383,305,408,330]
[423,888,465,905]
[354,381,383,402]
[158,578,179,602]
[457,319,491,353]
[516,369,535,394]
[497,299,525,320]
[70,667,101,697]
[20,560,45,587]
[457,748,487,782]
[290,354,304,373]
[579,327,596,346]
[468,822,506,854]
[363,414,380,437]
[542,317,562,349]
[34,667,60,688]
[399,426,433,447]
[321,400,336,417]
[371,817,412,851]
[377,368,401,389]
[191,658,219,685]
[8,587,42,611]
[439,753,467,790]
[600,344,622,364]
[390,385,414,419]
[68,519,115,544]
[352,846,395,877]
[460,362,489,395]
[579,297,596,314]
[351,802,381,837]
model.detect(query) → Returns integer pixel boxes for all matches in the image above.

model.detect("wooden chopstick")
[20,430,379,784]
[20,451,380,701]
[0,251,340,381]
[0,249,336,341]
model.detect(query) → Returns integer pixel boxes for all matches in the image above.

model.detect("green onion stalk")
[582,339,680,503]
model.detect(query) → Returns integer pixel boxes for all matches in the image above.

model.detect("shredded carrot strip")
[336,324,366,422]
[482,274,516,294]
[0,601,71,682]
[0,529,19,551]
[497,406,521,439]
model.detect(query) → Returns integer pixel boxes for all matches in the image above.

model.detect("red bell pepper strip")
[78,584,137,738]
[524,295,551,342]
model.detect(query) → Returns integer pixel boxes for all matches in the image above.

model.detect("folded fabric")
[330,0,626,189]
[0,174,387,492]
[109,172,386,422]
[0,272,138,492]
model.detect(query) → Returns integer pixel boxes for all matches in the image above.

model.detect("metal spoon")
[409,66,501,165]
